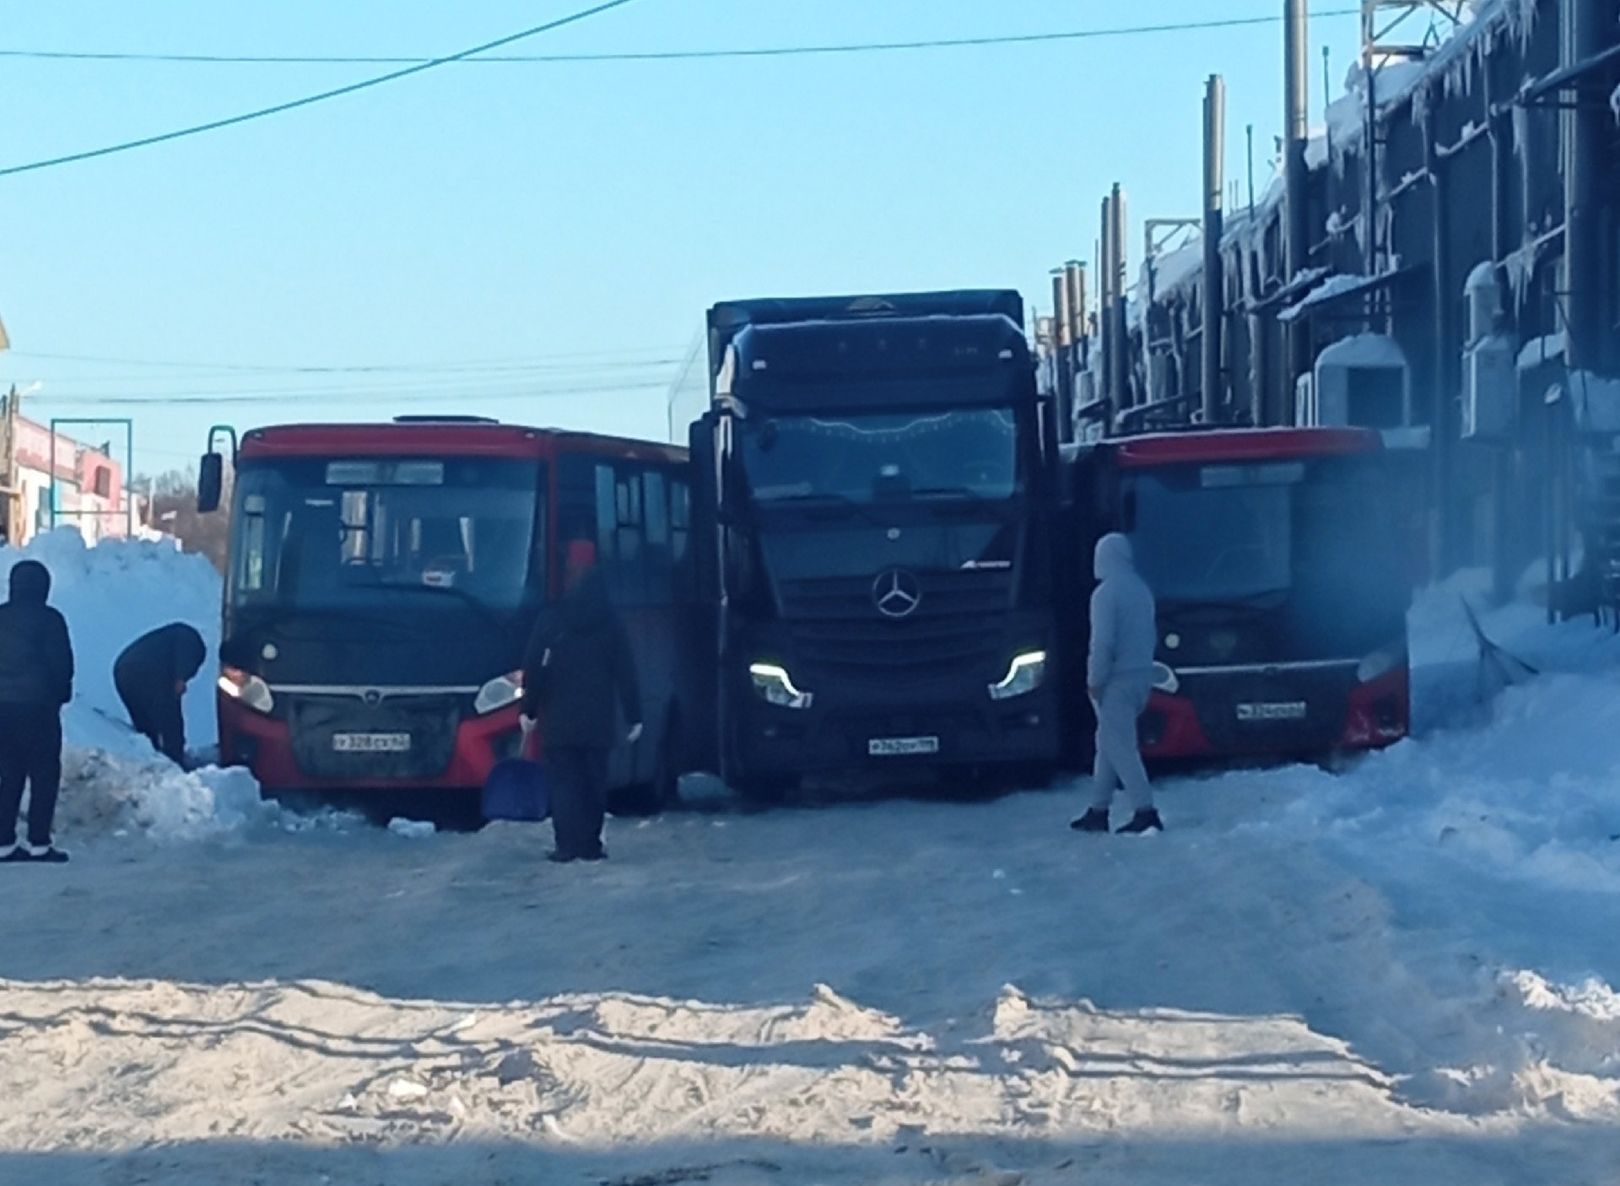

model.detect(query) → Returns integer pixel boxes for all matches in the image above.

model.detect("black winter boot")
[1070,807,1110,833]
[1116,809,1164,835]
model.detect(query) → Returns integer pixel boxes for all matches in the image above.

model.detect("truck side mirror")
[197,452,224,514]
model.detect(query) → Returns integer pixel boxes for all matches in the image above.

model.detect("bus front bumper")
[1138,666,1409,761]
[218,693,525,794]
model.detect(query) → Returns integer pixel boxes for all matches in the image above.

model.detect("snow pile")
[1259,572,1620,898]
[58,751,272,842]
[0,528,222,752]
[0,529,272,843]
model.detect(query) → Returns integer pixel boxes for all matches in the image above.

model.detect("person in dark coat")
[0,560,74,863]
[519,540,641,863]
[114,622,207,767]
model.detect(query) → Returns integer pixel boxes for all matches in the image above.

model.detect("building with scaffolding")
[1044,0,1620,614]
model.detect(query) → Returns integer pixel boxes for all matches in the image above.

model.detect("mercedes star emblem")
[872,568,922,619]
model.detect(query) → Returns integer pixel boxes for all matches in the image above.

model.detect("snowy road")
[3,774,1618,1185]
[2,535,1619,1184]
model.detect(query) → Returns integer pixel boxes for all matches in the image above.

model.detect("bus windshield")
[739,409,1020,506]
[1126,455,1408,615]
[229,456,543,614]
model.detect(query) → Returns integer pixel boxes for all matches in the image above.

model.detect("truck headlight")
[1356,643,1407,684]
[474,670,523,715]
[989,650,1047,700]
[1152,662,1180,694]
[218,665,275,714]
[749,662,814,710]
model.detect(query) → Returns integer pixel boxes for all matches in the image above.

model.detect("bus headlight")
[749,662,814,710]
[1152,662,1181,694]
[989,650,1047,700]
[474,671,524,715]
[218,666,274,714]
[1357,643,1406,684]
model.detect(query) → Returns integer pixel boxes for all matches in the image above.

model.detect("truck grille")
[285,693,462,781]
[790,617,999,687]
[778,570,1014,621]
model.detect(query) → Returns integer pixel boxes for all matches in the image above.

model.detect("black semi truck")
[684,291,1063,794]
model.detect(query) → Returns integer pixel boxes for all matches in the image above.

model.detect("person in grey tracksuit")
[1072,532,1163,834]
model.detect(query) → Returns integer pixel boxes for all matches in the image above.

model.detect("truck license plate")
[332,732,413,753]
[869,736,940,757]
[1235,702,1308,722]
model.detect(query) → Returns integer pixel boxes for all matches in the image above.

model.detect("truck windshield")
[1127,455,1406,611]
[740,409,1019,505]
[229,457,542,613]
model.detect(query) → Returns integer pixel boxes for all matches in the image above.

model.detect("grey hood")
[1093,532,1136,582]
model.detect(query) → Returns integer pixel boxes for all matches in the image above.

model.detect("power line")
[30,379,672,407]
[5,347,687,374]
[0,0,641,179]
[0,11,1362,68]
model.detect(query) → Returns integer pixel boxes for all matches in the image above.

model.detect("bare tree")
[140,468,232,573]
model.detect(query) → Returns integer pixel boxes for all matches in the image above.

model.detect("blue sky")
[0,2,1364,475]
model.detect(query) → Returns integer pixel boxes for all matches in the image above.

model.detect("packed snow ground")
[2,533,1619,1184]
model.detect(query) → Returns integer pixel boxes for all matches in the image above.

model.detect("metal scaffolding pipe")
[1561,0,1604,372]
[1099,195,1115,428]
[1110,184,1130,427]
[1064,260,1086,346]
[1203,74,1227,426]
[1283,0,1311,421]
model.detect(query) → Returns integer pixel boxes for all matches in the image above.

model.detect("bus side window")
[643,469,672,601]
[615,469,644,602]
[594,463,618,570]
[670,477,690,564]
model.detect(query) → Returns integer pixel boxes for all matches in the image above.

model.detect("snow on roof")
[1278,273,1375,323]
[1315,332,1410,372]
[1126,236,1205,328]
[1325,0,1535,161]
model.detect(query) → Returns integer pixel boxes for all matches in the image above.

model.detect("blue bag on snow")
[481,758,549,822]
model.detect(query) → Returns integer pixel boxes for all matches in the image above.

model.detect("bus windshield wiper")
[372,579,509,626]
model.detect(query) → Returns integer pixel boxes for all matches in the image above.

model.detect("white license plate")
[868,736,941,757]
[332,732,413,753]
[1235,702,1308,722]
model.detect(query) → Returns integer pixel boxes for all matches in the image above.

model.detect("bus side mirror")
[197,452,224,514]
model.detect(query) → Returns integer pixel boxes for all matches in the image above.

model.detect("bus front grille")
[285,693,463,781]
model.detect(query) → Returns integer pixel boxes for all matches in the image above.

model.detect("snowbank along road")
[1,533,1618,1185]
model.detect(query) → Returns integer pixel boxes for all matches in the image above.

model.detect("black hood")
[174,624,209,680]
[558,569,614,633]
[8,561,50,604]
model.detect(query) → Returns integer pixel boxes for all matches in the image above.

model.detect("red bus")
[197,417,695,808]
[1061,427,1415,764]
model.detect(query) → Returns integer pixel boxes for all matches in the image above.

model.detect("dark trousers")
[0,704,63,849]
[117,677,185,765]
[549,746,609,859]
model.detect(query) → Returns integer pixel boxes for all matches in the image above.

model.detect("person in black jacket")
[519,539,641,863]
[114,622,207,767]
[0,561,74,863]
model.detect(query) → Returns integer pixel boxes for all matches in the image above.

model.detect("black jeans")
[117,677,186,765]
[549,746,609,859]
[0,704,63,849]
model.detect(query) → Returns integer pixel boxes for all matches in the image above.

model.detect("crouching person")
[1071,533,1163,835]
[0,561,74,863]
[115,622,206,768]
